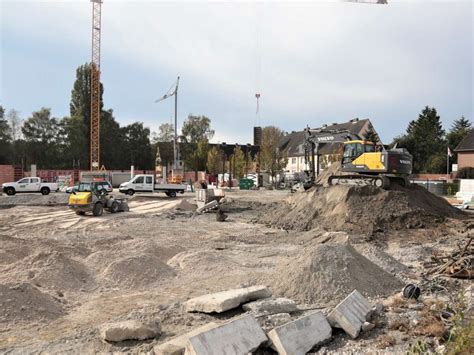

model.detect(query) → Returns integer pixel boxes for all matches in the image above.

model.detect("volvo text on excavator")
[303,127,412,189]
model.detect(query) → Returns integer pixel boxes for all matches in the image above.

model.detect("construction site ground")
[0,189,472,354]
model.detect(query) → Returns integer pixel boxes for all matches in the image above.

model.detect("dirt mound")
[25,251,95,291]
[101,254,177,289]
[315,161,344,185]
[167,250,242,273]
[258,183,464,233]
[175,199,197,211]
[269,242,404,305]
[0,283,65,324]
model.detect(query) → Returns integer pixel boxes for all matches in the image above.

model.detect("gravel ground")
[0,188,471,354]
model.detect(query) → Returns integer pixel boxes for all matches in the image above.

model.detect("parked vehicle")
[66,181,113,194]
[119,174,186,197]
[2,177,59,196]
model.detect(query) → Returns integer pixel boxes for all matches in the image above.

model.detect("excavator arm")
[303,127,361,186]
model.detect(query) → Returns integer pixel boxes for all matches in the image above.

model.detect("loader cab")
[342,140,375,164]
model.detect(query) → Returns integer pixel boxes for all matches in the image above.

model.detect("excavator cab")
[342,140,383,172]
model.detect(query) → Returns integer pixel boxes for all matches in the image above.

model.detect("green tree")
[447,117,472,163]
[69,63,105,169]
[183,140,209,181]
[152,123,175,174]
[260,126,288,186]
[363,125,380,144]
[0,105,11,164]
[121,122,154,169]
[154,123,174,143]
[231,145,246,180]
[393,106,446,173]
[181,114,214,180]
[58,116,88,169]
[181,115,214,143]
[206,146,222,175]
[22,108,60,168]
[6,108,22,141]
[100,109,125,170]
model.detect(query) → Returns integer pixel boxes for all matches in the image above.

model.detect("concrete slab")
[184,285,271,313]
[100,319,161,342]
[242,297,297,315]
[267,311,332,355]
[185,314,267,355]
[327,289,372,339]
[154,322,219,355]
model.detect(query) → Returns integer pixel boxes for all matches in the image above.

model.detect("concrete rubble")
[242,297,297,315]
[267,311,332,355]
[184,285,271,313]
[100,319,161,342]
[327,289,372,339]
[154,322,219,355]
[184,314,267,355]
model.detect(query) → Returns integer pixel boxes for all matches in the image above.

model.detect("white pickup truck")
[2,177,59,196]
[119,174,186,197]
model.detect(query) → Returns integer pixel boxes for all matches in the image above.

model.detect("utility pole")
[155,77,180,176]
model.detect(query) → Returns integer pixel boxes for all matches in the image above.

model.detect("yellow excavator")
[303,127,412,189]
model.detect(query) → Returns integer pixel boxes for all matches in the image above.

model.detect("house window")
[292,158,296,164]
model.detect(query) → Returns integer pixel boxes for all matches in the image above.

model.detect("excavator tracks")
[328,174,409,189]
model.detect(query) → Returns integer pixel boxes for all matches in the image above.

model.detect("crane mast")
[90,0,103,171]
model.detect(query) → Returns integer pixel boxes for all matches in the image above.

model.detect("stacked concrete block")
[185,315,267,355]
[327,290,372,339]
[267,311,332,355]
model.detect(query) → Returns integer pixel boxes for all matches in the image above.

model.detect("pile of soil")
[167,250,242,273]
[25,251,95,291]
[100,254,177,289]
[258,183,464,234]
[268,241,404,305]
[0,283,64,324]
[175,199,197,211]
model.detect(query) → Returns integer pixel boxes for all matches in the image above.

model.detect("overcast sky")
[1,0,472,144]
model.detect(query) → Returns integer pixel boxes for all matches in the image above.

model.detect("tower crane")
[154,77,180,175]
[90,0,103,171]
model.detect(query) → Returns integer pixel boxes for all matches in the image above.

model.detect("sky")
[1,0,472,145]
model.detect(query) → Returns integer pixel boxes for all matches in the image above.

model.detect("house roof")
[454,129,474,152]
[279,119,372,156]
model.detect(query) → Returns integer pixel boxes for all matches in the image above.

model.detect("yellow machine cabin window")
[343,143,364,163]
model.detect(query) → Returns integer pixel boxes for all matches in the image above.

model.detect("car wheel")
[168,191,177,198]
[41,187,50,195]
[93,203,103,216]
[109,201,119,213]
[127,189,135,196]
[5,187,15,196]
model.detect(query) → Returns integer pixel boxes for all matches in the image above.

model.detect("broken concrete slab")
[267,311,332,355]
[100,319,161,342]
[185,314,267,355]
[327,289,372,339]
[154,322,219,355]
[242,297,297,315]
[184,285,271,313]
